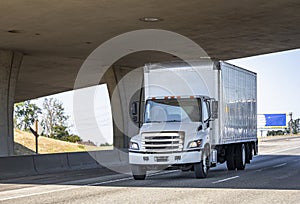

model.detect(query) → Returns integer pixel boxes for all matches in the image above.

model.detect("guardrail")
[0,150,129,179]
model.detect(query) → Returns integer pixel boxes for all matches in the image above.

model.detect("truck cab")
[129,95,216,180]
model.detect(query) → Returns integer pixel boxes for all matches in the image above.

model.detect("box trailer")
[129,60,257,180]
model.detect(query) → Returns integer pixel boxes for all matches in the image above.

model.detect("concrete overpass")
[1,0,300,156]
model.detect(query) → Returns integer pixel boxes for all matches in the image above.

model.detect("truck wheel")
[235,144,246,170]
[131,165,146,180]
[194,151,209,179]
[245,143,251,163]
[226,145,236,170]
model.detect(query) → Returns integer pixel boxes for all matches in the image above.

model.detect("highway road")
[0,136,299,204]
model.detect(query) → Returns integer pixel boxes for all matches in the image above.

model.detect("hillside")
[14,129,112,155]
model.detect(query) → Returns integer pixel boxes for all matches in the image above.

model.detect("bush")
[77,145,85,149]
[61,135,82,143]
[100,142,112,146]
[50,134,82,143]
[267,130,285,136]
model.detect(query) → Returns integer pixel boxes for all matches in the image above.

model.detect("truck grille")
[142,132,184,153]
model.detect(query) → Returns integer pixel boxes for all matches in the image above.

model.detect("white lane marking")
[285,138,300,141]
[0,170,180,201]
[148,170,180,177]
[0,177,132,202]
[264,145,300,154]
[273,163,287,168]
[88,170,179,186]
[255,162,288,172]
[212,176,239,184]
[0,186,82,202]
[88,177,132,186]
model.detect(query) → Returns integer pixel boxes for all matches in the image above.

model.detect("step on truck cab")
[129,60,258,180]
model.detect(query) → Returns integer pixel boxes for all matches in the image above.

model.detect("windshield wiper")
[146,120,181,123]
[146,120,164,123]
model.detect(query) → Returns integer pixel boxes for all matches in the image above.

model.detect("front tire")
[194,151,209,179]
[131,165,146,180]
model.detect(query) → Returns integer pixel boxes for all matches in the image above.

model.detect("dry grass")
[14,129,112,155]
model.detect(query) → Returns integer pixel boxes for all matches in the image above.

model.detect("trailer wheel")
[235,144,246,170]
[226,145,236,170]
[245,143,251,163]
[131,165,146,180]
[194,150,209,178]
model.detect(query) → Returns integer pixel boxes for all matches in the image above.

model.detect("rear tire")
[236,144,246,170]
[226,145,236,170]
[245,143,252,163]
[131,165,146,180]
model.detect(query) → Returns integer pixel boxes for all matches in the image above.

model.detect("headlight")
[188,139,202,148]
[129,142,139,150]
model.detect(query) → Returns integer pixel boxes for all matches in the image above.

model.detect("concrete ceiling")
[1,0,300,101]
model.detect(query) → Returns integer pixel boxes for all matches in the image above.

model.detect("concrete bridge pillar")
[0,50,23,156]
[103,66,124,149]
[103,65,143,149]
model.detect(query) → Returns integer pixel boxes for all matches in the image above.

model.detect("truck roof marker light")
[139,17,163,22]
[190,96,195,99]
[177,96,181,99]
[164,96,169,100]
[151,97,156,100]
[170,96,175,99]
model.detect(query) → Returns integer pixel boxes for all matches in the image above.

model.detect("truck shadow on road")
[0,154,299,191]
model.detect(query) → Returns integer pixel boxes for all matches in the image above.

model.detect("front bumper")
[129,151,202,165]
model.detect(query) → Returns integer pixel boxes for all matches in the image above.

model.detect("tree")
[41,98,70,136]
[41,98,82,143]
[100,142,112,146]
[14,101,41,131]
[51,125,82,143]
[285,118,300,135]
[291,118,300,134]
[52,125,69,139]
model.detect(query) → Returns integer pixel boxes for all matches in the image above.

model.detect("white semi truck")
[129,60,257,180]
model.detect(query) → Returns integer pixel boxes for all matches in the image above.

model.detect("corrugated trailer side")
[211,61,258,170]
[218,61,257,145]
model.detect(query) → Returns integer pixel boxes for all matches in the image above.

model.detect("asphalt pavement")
[0,135,299,204]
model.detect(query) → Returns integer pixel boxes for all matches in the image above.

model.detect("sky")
[228,48,300,119]
[32,84,113,146]
[31,48,300,143]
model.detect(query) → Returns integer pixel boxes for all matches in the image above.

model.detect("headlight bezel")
[129,141,139,150]
[188,139,202,148]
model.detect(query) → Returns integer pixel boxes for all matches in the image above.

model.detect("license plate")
[154,156,169,162]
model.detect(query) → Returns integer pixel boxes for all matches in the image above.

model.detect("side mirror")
[130,102,138,123]
[197,124,203,131]
[211,101,218,119]
[131,102,138,116]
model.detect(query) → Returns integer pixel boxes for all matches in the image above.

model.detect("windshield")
[144,98,202,123]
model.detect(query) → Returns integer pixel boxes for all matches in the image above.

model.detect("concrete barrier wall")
[92,150,120,166]
[0,150,129,179]
[0,155,35,179]
[33,153,69,174]
[67,152,98,169]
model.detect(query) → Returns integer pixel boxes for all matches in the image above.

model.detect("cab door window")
[202,100,209,122]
